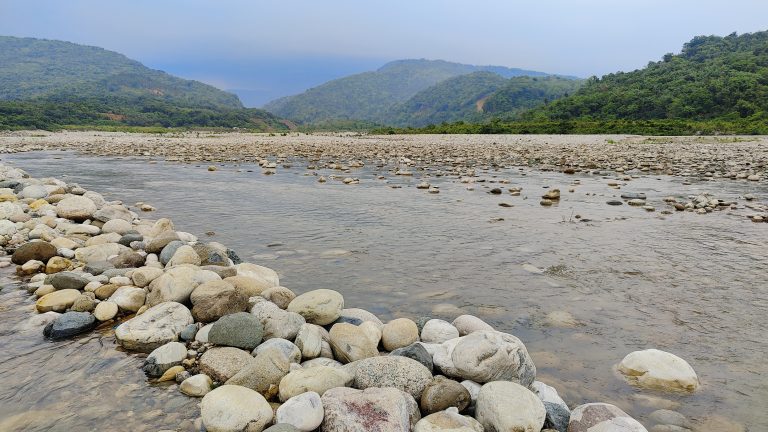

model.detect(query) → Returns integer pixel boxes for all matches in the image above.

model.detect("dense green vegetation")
[386,30,768,135]
[0,36,293,131]
[263,59,553,124]
[525,31,768,122]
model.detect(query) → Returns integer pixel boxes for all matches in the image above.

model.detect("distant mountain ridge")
[263,59,571,125]
[0,36,243,109]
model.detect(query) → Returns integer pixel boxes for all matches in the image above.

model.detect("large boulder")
[353,356,433,400]
[208,312,264,350]
[43,311,97,339]
[227,348,291,393]
[190,280,248,323]
[617,349,699,392]
[12,241,57,265]
[56,196,97,221]
[476,381,546,432]
[568,403,647,432]
[450,330,536,386]
[250,299,305,340]
[142,341,187,377]
[114,302,193,352]
[279,366,353,401]
[329,323,379,364]
[287,289,344,326]
[35,289,81,313]
[200,385,273,432]
[199,347,252,382]
[321,387,420,432]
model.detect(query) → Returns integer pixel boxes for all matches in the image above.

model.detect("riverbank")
[0,139,760,432]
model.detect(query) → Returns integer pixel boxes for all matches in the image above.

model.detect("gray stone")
[83,261,115,275]
[353,356,433,400]
[43,311,97,339]
[390,342,433,372]
[208,312,264,350]
[253,338,301,363]
[118,232,143,247]
[335,308,384,329]
[159,240,183,265]
[450,330,536,386]
[180,324,198,342]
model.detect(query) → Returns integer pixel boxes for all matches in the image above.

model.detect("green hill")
[527,30,768,122]
[385,73,582,127]
[263,59,552,124]
[0,36,291,130]
[0,36,243,109]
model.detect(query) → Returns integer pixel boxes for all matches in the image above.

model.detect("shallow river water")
[0,150,766,431]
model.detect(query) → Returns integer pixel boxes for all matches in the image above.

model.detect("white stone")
[421,319,460,343]
[114,302,193,352]
[109,286,146,312]
[93,301,119,321]
[278,366,353,401]
[618,349,699,392]
[450,331,536,386]
[275,391,324,431]
[253,338,301,363]
[476,381,546,432]
[201,385,273,432]
[295,324,323,360]
[451,315,493,336]
[236,262,280,286]
[56,195,97,220]
[180,374,213,397]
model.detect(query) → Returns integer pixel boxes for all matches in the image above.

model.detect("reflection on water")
[1,150,766,431]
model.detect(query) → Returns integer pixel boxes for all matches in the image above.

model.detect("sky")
[2,0,768,106]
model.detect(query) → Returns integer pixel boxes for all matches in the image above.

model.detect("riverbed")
[0,144,766,431]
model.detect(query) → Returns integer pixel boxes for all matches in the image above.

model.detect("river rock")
[43,311,97,339]
[146,231,180,254]
[12,241,58,265]
[94,284,119,300]
[287,289,344,325]
[275,391,324,432]
[532,381,570,432]
[227,348,291,393]
[391,342,433,372]
[167,245,202,267]
[48,272,89,291]
[70,294,96,312]
[194,243,230,266]
[414,408,483,432]
[208,312,264,350]
[20,184,48,199]
[382,318,420,351]
[102,218,132,234]
[476,381,546,432]
[568,403,647,432]
[199,347,253,382]
[335,308,385,329]
[109,251,145,268]
[295,323,323,360]
[420,376,471,414]
[75,243,124,264]
[264,426,300,432]
[180,374,213,397]
[251,299,305,340]
[353,356,433,400]
[92,204,132,222]
[93,301,118,321]
[200,385,273,432]
[108,286,146,312]
[131,266,163,288]
[450,330,536,386]
[254,338,301,363]
[224,275,273,298]
[236,262,280,286]
[158,240,183,265]
[56,196,97,221]
[145,265,202,306]
[329,322,379,363]
[278,366,353,401]
[114,301,194,352]
[143,341,187,377]
[359,321,382,347]
[45,256,71,274]
[617,349,699,392]
[320,387,420,432]
[451,315,494,336]
[421,319,460,343]
[261,286,296,309]
[35,289,81,313]
[190,280,248,323]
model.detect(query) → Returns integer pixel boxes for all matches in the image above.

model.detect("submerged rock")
[617,349,699,392]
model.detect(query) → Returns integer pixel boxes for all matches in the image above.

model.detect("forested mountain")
[525,31,768,121]
[0,36,291,130]
[263,59,554,124]
[384,73,583,127]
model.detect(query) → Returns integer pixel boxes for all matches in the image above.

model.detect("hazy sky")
[2,0,767,106]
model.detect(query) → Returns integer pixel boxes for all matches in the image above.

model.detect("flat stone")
[391,342,433,372]
[114,302,194,352]
[35,289,81,313]
[224,275,275,298]
[47,272,90,291]
[43,311,97,339]
[618,349,699,392]
[56,196,97,221]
